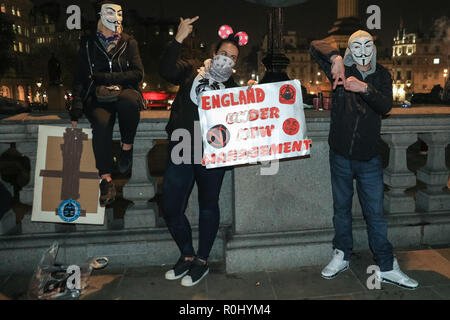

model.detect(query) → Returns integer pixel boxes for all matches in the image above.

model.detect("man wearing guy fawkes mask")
[310,31,419,290]
[69,1,144,207]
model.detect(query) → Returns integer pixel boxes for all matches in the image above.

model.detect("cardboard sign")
[32,125,105,225]
[198,80,311,169]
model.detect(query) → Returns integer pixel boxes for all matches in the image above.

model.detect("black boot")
[118,147,133,174]
[99,179,116,207]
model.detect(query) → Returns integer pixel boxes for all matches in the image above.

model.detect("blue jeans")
[330,150,394,272]
[162,142,226,261]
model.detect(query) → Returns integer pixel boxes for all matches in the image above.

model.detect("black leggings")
[84,89,141,175]
[162,142,226,261]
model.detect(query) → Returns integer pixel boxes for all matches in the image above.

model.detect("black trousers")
[84,89,141,175]
[0,181,12,219]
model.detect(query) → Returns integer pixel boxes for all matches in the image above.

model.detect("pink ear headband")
[218,25,249,47]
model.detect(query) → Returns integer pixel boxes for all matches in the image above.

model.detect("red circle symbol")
[283,118,300,136]
[207,124,230,149]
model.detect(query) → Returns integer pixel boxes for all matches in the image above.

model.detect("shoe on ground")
[165,256,194,280]
[99,179,116,207]
[118,147,133,174]
[321,249,350,279]
[181,257,209,287]
[376,258,419,290]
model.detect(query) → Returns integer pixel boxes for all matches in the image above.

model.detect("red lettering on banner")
[230,93,239,106]
[259,125,275,137]
[270,107,280,119]
[260,108,269,120]
[212,95,221,109]
[246,88,256,104]
[221,94,230,107]
[202,153,215,165]
[239,91,247,105]
[249,109,259,121]
[238,149,248,160]
[249,147,259,158]
[202,96,211,110]
[292,140,303,152]
[284,142,291,153]
[260,145,269,156]
[269,144,283,155]
[256,88,265,103]
[228,150,238,161]
[304,139,312,150]
[250,127,259,139]
[217,153,227,163]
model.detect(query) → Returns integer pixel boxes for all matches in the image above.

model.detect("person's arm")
[360,69,393,115]
[310,40,342,84]
[344,69,393,116]
[92,38,144,86]
[159,16,199,85]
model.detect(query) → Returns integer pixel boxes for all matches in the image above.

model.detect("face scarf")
[190,55,235,106]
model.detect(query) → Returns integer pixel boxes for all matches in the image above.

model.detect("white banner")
[198,80,311,169]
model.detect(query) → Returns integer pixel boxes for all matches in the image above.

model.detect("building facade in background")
[392,20,450,101]
[0,0,33,104]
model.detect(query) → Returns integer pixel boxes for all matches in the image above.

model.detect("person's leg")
[84,103,116,177]
[194,165,226,262]
[84,102,117,205]
[354,155,394,272]
[115,89,141,173]
[330,150,355,261]
[162,144,196,259]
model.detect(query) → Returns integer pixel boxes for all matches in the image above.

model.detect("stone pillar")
[122,138,156,229]
[16,141,38,206]
[416,133,450,212]
[382,133,418,214]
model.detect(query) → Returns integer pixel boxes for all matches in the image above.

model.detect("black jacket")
[70,32,144,121]
[159,40,237,138]
[310,40,393,161]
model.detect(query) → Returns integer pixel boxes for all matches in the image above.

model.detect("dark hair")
[214,36,240,54]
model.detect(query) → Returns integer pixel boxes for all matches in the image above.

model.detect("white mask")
[100,4,123,33]
[348,31,375,67]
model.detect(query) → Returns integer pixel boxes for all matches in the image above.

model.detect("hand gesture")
[247,79,257,91]
[175,16,199,44]
[344,76,368,93]
[330,55,346,90]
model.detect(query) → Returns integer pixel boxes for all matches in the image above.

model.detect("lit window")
[18,42,23,52]
[11,5,14,15]
[1,4,5,13]
[12,24,15,33]
[433,58,440,65]
[17,25,21,35]
[13,42,17,51]
[17,8,20,16]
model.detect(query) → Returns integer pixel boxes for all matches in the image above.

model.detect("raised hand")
[175,16,200,44]
[330,55,346,90]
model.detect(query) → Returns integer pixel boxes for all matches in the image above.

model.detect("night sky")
[34,0,449,50]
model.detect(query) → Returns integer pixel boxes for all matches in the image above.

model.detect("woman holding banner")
[159,17,251,287]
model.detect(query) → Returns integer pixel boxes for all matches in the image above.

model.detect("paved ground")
[0,245,449,300]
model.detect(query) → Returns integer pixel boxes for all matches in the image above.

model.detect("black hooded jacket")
[69,32,144,121]
[310,40,393,161]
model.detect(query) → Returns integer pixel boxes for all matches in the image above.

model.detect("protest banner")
[198,80,311,169]
[32,125,105,225]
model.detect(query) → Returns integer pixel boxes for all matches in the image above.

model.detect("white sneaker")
[321,249,350,279]
[376,258,419,290]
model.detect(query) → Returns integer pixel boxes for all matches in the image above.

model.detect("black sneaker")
[118,147,133,174]
[181,257,209,287]
[165,256,194,280]
[99,179,116,207]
